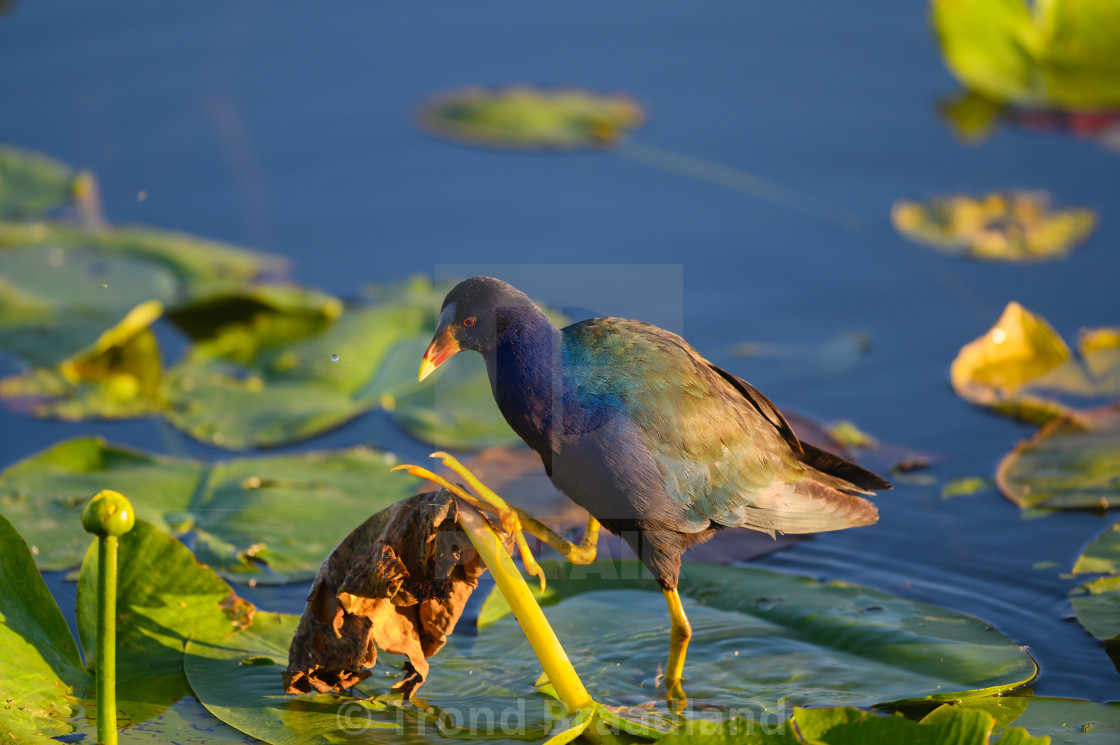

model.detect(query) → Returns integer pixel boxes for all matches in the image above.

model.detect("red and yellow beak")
[418,324,461,382]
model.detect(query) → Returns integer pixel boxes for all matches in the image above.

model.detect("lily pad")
[0,512,89,744]
[0,299,165,419]
[478,561,1037,711]
[951,302,1120,424]
[75,519,256,725]
[996,404,1120,510]
[892,192,1096,262]
[0,221,284,366]
[0,145,79,219]
[932,0,1120,110]
[164,276,537,451]
[186,613,563,745]
[941,696,1120,744]
[1069,518,1120,641]
[185,559,1037,744]
[416,86,645,150]
[0,436,419,583]
[0,513,260,742]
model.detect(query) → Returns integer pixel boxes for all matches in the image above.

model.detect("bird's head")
[418,276,537,381]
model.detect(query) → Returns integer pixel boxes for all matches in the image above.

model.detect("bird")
[417,276,890,699]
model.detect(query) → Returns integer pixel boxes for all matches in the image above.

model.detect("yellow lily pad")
[950,302,1120,423]
[892,191,1096,262]
[416,85,645,150]
[932,0,1120,111]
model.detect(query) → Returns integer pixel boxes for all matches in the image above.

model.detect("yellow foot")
[393,453,548,592]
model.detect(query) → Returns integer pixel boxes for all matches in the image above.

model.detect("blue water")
[4,0,1120,709]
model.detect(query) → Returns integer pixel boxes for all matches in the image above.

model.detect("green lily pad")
[185,560,1037,744]
[892,192,1096,263]
[75,519,256,725]
[0,436,419,583]
[0,145,79,219]
[0,299,165,419]
[1069,518,1120,641]
[996,404,1120,510]
[932,0,1120,110]
[164,276,536,451]
[951,303,1120,424]
[0,513,260,742]
[478,561,1037,709]
[941,696,1120,744]
[0,221,284,366]
[416,85,646,150]
[1074,520,1120,575]
[0,512,89,744]
[185,613,563,745]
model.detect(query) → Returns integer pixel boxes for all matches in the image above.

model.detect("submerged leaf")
[0,145,78,219]
[284,490,491,697]
[416,85,645,150]
[892,192,1096,262]
[0,436,418,582]
[951,303,1120,423]
[996,404,1120,510]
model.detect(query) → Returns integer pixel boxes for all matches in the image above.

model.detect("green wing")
[563,318,877,534]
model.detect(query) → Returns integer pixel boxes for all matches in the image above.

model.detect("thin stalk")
[456,503,591,713]
[96,536,118,745]
[81,489,134,745]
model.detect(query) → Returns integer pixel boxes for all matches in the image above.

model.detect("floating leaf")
[0,436,418,583]
[187,613,561,745]
[0,299,164,419]
[931,0,1120,110]
[0,513,89,744]
[162,301,427,449]
[480,561,1037,709]
[416,86,645,150]
[892,192,1096,262]
[996,404,1120,510]
[941,476,996,499]
[76,519,256,725]
[951,303,1120,424]
[1069,518,1120,641]
[944,696,1120,744]
[0,145,78,219]
[164,276,545,451]
[0,221,284,366]
[186,560,1036,744]
[1073,520,1120,575]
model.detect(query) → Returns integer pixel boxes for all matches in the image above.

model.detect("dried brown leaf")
[283,489,500,697]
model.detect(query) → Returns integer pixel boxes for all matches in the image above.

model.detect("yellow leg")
[663,588,692,705]
[395,454,603,592]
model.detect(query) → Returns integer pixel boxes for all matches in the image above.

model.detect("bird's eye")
[462,317,476,328]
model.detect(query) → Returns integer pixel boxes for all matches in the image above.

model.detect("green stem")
[81,489,133,745]
[456,503,592,713]
[96,535,118,745]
